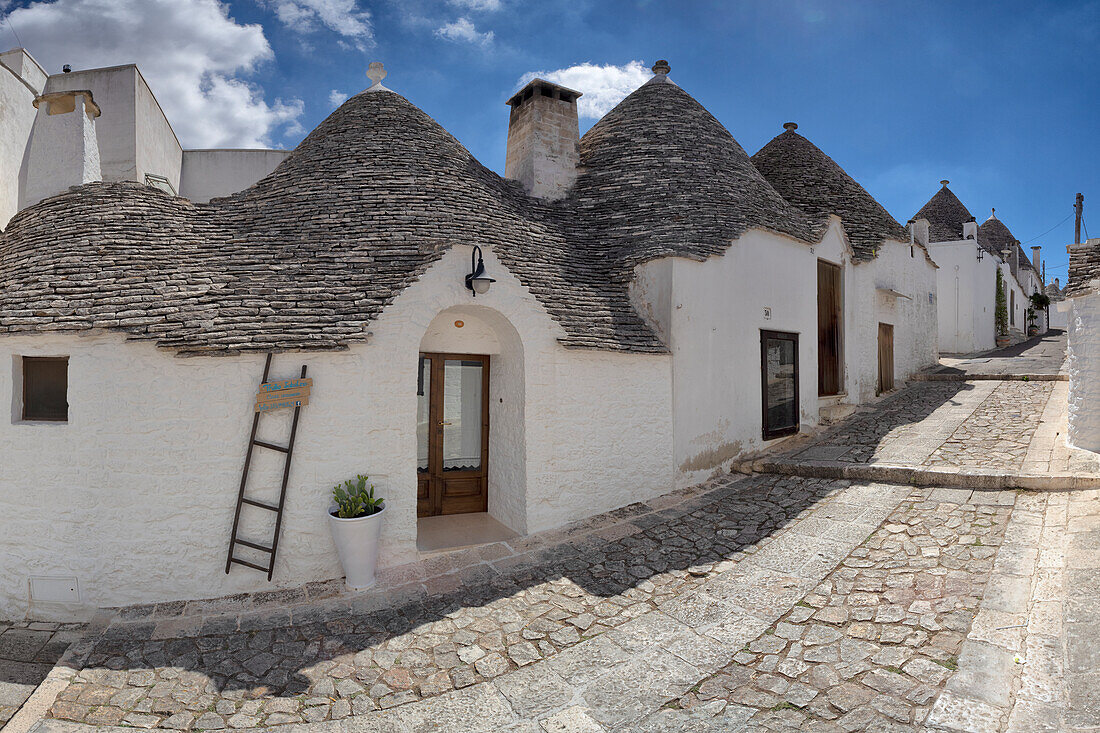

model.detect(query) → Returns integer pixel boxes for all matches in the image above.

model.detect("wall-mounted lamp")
[465,245,495,296]
[1000,248,1012,264]
[976,246,984,262]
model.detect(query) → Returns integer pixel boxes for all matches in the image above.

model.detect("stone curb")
[748,459,1100,491]
[913,373,1068,382]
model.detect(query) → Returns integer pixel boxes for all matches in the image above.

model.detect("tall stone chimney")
[504,79,582,200]
[20,90,102,209]
[1031,246,1041,281]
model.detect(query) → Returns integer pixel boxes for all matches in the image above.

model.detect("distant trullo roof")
[751,125,912,261]
[979,210,1033,279]
[913,182,975,243]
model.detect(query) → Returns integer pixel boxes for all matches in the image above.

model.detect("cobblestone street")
[8,331,1100,733]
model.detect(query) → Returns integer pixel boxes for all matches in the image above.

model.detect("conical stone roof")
[751,127,910,261]
[979,211,1033,280]
[914,183,974,243]
[568,75,816,267]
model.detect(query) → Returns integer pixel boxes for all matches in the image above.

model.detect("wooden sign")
[255,377,312,412]
[259,377,313,394]
[255,396,309,413]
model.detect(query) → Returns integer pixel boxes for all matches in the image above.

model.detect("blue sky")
[3,0,1096,283]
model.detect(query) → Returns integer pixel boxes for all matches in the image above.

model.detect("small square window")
[22,357,68,421]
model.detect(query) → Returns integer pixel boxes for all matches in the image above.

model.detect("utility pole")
[1076,192,1084,244]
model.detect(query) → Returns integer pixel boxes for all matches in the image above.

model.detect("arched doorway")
[416,306,527,551]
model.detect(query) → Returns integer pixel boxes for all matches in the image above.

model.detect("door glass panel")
[763,334,798,436]
[417,356,430,473]
[442,359,483,471]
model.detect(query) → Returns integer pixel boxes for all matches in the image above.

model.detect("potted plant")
[995,269,1010,347]
[1026,307,1039,337]
[328,474,385,590]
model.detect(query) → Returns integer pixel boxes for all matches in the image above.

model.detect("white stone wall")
[0,50,42,230]
[845,240,938,402]
[927,240,997,353]
[1066,290,1100,451]
[632,224,938,487]
[0,246,674,620]
[179,149,291,203]
[633,224,849,487]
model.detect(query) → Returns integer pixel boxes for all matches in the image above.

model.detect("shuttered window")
[22,357,68,421]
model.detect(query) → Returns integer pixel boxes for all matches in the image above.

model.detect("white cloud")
[434,17,494,46]
[517,60,650,119]
[3,0,302,148]
[261,0,373,50]
[446,0,502,11]
[329,89,349,106]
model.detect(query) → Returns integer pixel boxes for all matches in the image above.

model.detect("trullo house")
[0,52,937,620]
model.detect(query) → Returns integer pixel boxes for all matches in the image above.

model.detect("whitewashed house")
[914,182,1046,352]
[0,54,937,620]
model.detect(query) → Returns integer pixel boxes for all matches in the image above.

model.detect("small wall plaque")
[763,307,772,320]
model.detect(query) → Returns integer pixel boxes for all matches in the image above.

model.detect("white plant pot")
[328,503,385,590]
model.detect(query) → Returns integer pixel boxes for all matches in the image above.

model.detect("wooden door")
[761,330,800,440]
[417,353,490,517]
[877,323,895,395]
[817,260,842,396]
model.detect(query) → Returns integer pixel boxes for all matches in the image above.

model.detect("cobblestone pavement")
[668,486,1013,732]
[21,483,1100,732]
[924,381,1054,470]
[776,378,1100,480]
[43,475,892,730]
[0,622,84,725]
[934,330,1067,376]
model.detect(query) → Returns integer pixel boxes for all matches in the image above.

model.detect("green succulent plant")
[332,474,384,519]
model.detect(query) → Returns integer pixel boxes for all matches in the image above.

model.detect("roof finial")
[991,207,996,217]
[366,62,387,90]
[651,59,670,76]
[940,179,949,187]
[783,122,798,132]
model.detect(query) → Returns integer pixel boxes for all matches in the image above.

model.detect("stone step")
[913,372,1068,381]
[740,457,1100,491]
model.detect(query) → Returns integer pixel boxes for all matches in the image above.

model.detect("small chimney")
[1031,246,1041,279]
[910,218,930,247]
[20,90,102,209]
[1056,277,1061,289]
[505,79,582,200]
[963,218,978,240]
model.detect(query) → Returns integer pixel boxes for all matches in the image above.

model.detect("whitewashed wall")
[928,240,996,353]
[632,224,938,487]
[0,50,42,230]
[0,246,674,620]
[846,240,939,403]
[180,149,291,203]
[632,224,849,488]
[1066,289,1100,451]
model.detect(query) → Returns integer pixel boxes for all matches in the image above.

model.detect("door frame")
[761,330,800,441]
[417,352,491,517]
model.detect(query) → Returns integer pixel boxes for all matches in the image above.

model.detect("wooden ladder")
[225,354,307,581]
